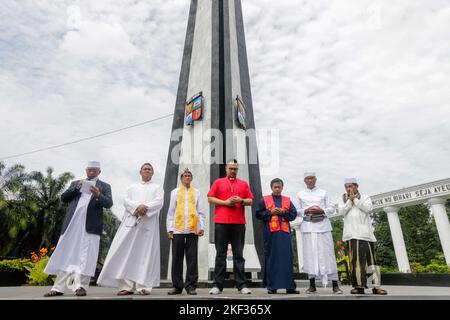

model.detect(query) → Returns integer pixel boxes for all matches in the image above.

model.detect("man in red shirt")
[207,159,254,294]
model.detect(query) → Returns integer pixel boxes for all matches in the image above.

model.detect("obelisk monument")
[160,0,264,281]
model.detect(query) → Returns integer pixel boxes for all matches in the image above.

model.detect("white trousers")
[52,271,91,293]
[119,278,152,292]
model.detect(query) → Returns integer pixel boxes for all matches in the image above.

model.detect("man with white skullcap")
[297,172,343,294]
[44,161,113,297]
[338,177,387,295]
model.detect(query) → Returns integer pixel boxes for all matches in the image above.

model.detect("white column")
[291,218,304,273]
[384,206,411,273]
[428,197,450,267]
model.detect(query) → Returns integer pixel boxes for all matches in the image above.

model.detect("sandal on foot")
[137,289,151,295]
[117,290,134,296]
[372,288,388,295]
[44,290,64,297]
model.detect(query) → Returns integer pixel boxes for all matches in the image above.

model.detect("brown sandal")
[137,289,151,295]
[372,288,388,295]
[117,290,134,296]
[351,288,365,294]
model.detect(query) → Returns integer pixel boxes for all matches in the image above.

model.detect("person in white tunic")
[97,163,163,295]
[44,161,113,297]
[297,172,343,294]
[338,177,387,295]
[166,168,205,295]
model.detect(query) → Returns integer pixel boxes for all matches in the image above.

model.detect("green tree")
[0,162,31,257]
[22,167,74,250]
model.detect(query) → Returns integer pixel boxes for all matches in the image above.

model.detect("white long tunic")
[338,194,376,242]
[97,180,163,288]
[166,187,205,234]
[297,186,335,233]
[44,190,100,277]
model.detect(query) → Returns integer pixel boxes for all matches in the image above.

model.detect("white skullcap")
[87,161,101,169]
[344,177,358,184]
[304,172,316,178]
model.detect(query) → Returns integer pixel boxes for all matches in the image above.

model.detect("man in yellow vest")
[166,168,205,295]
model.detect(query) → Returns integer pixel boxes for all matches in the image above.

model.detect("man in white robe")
[97,163,163,295]
[338,177,387,295]
[297,172,343,294]
[44,161,113,297]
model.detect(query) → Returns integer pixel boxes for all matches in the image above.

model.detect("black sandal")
[372,288,388,295]
[44,290,64,297]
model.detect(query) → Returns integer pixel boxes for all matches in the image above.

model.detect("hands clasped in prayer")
[305,205,325,216]
[135,204,149,217]
[225,195,243,207]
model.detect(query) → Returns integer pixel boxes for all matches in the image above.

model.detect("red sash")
[263,195,291,234]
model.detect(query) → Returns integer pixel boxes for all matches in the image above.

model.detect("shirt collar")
[307,186,317,191]
[227,176,237,181]
[87,177,99,183]
[141,179,152,185]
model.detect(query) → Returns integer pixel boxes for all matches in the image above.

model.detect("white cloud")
[1,0,449,215]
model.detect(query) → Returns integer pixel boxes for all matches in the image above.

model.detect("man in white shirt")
[166,168,205,295]
[297,172,342,294]
[338,178,387,295]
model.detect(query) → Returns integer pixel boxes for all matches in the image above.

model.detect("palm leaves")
[0,162,73,257]
[1,161,120,262]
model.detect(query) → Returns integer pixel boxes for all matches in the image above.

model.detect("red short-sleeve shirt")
[207,176,254,224]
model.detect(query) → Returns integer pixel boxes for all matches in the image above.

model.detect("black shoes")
[267,289,277,294]
[305,286,317,294]
[286,289,300,294]
[186,288,197,295]
[167,288,183,295]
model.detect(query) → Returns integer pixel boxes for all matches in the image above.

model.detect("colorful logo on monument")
[185,92,203,126]
[234,95,247,130]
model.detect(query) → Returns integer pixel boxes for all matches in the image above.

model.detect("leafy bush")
[410,255,450,274]
[0,258,32,272]
[25,256,55,286]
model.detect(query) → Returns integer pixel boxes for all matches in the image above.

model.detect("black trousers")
[347,239,380,288]
[213,223,247,290]
[171,233,198,291]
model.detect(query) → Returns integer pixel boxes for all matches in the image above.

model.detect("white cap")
[304,172,316,178]
[87,161,101,169]
[344,177,358,184]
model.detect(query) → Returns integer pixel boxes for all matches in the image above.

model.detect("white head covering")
[344,177,358,185]
[304,172,316,178]
[87,161,101,169]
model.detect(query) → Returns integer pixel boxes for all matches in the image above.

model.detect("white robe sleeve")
[296,193,306,217]
[166,189,178,232]
[123,185,140,214]
[144,186,164,217]
[353,195,373,214]
[338,198,353,216]
[323,192,335,216]
[196,189,205,231]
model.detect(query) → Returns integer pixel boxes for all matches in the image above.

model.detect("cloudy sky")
[1,0,449,218]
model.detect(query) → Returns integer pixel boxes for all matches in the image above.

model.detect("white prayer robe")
[338,194,376,242]
[297,186,335,233]
[97,180,164,289]
[166,186,205,234]
[297,186,338,285]
[44,180,100,278]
